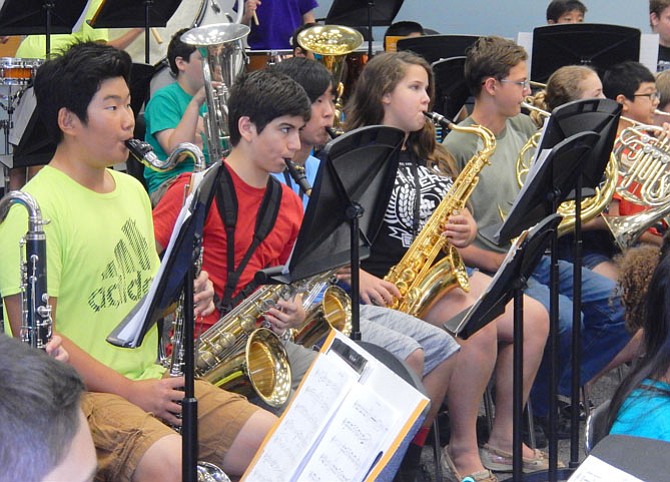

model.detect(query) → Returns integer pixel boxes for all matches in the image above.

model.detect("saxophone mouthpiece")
[125,138,160,166]
[423,111,455,130]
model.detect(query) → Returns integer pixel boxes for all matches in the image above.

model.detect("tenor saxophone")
[0,191,52,349]
[383,111,496,318]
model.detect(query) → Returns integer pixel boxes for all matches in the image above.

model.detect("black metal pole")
[512,281,525,480]
[182,265,198,482]
[144,0,153,64]
[347,202,364,341]
[366,1,374,57]
[569,176,584,467]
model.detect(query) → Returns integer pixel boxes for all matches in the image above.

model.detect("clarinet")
[0,191,52,350]
[284,158,312,197]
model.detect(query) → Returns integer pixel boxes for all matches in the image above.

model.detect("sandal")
[441,445,498,482]
[479,443,557,473]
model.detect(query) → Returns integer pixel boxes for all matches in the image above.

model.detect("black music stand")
[396,34,478,65]
[522,98,622,468]
[479,129,600,481]
[89,0,181,64]
[531,23,641,83]
[325,0,404,56]
[257,125,405,340]
[0,0,88,57]
[447,214,561,481]
[432,56,469,123]
[107,164,218,482]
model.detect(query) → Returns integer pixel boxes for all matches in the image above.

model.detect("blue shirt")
[611,379,670,442]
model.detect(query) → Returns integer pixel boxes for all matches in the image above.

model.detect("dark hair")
[33,41,132,143]
[546,0,587,22]
[602,61,656,101]
[167,28,198,76]
[270,57,335,103]
[607,247,670,433]
[289,22,318,52]
[0,336,86,482]
[464,36,528,98]
[344,51,438,163]
[384,21,424,50]
[227,69,311,146]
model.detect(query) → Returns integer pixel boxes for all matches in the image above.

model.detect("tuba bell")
[181,23,251,163]
[297,24,364,123]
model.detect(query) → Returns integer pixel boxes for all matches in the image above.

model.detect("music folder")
[241,331,429,482]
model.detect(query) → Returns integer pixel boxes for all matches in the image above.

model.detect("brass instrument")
[383,111,496,318]
[601,120,670,249]
[297,24,364,124]
[0,191,52,349]
[515,102,618,237]
[182,23,251,162]
[292,276,352,349]
[195,283,293,408]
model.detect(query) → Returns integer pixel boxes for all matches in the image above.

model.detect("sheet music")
[112,191,195,346]
[243,332,429,482]
[243,353,360,481]
[298,383,396,481]
[640,33,660,73]
[568,455,644,482]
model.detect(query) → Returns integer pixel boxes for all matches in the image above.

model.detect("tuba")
[297,24,364,124]
[516,101,619,237]
[181,23,251,163]
[383,111,496,318]
[0,191,52,349]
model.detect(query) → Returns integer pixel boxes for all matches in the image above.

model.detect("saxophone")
[383,111,496,318]
[0,191,52,349]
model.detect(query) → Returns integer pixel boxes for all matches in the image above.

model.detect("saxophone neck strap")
[214,162,283,311]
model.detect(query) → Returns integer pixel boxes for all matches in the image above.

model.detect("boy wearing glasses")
[443,36,632,443]
[603,60,667,246]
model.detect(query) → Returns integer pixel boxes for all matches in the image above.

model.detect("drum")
[0,58,42,86]
[112,0,237,66]
[246,50,294,72]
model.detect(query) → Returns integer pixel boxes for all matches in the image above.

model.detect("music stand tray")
[397,34,479,65]
[325,0,404,27]
[0,0,88,35]
[445,214,561,339]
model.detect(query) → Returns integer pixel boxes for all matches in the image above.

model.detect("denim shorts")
[359,304,460,376]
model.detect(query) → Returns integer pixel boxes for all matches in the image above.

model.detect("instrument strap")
[214,163,283,312]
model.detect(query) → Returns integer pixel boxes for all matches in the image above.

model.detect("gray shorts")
[359,304,460,376]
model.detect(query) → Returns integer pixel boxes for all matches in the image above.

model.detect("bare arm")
[107,28,144,51]
[459,244,507,274]
[5,294,186,426]
[302,10,316,24]
[154,87,207,155]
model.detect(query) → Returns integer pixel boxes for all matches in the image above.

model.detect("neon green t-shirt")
[15,0,109,59]
[0,166,164,380]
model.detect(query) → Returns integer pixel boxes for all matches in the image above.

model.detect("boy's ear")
[238,116,256,142]
[57,107,78,135]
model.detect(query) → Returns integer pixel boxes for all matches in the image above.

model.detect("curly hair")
[615,244,661,333]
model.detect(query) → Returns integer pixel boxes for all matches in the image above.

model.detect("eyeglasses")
[500,78,531,90]
[633,91,661,101]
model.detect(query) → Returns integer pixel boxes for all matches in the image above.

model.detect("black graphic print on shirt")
[88,218,154,312]
[385,160,454,248]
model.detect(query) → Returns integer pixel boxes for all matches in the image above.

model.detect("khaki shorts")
[82,380,260,481]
